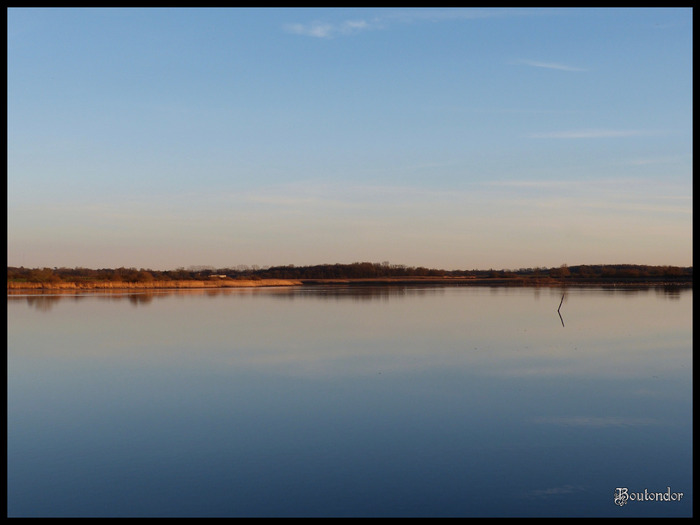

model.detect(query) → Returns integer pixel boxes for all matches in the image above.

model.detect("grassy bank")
[7,279,303,290]
[6,263,692,291]
[7,275,691,291]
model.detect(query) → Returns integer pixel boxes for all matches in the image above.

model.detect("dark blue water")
[7,286,692,517]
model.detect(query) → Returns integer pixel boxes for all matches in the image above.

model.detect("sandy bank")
[7,279,302,290]
[7,276,691,291]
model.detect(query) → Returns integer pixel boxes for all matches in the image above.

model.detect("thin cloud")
[486,179,585,189]
[528,129,663,139]
[284,18,379,38]
[621,155,687,166]
[284,8,533,39]
[384,8,524,23]
[484,177,639,190]
[523,485,586,499]
[515,59,587,72]
[534,416,659,427]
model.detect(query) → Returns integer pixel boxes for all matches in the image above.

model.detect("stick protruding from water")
[558,293,565,327]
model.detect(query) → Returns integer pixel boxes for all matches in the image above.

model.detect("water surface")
[7,285,692,517]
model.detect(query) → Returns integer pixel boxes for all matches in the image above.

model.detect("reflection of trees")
[9,283,689,311]
[598,286,646,296]
[10,288,256,310]
[270,285,445,301]
[24,295,62,312]
[128,293,154,306]
[16,291,164,310]
[597,285,691,299]
[655,285,690,300]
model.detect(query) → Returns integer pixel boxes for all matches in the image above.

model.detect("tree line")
[6,262,693,284]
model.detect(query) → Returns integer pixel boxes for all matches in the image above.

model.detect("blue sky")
[7,8,693,270]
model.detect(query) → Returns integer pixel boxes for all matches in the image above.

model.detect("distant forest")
[6,262,693,284]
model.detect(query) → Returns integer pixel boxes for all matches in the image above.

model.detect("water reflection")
[7,283,692,312]
[6,285,457,311]
[7,285,692,517]
[275,284,446,301]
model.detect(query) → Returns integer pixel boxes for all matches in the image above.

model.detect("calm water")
[7,285,692,517]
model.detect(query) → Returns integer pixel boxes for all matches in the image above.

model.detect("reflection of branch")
[558,293,565,327]
[25,295,61,312]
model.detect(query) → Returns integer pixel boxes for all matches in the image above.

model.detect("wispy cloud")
[486,179,587,189]
[528,129,664,139]
[482,177,692,217]
[284,18,380,39]
[384,8,525,24]
[534,416,659,427]
[515,59,587,72]
[621,155,688,166]
[284,8,531,39]
[523,485,586,499]
[484,177,644,190]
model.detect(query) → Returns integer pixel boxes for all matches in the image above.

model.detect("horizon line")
[6,262,693,272]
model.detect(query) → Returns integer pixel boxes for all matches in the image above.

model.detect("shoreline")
[297,277,692,286]
[6,279,303,291]
[7,276,691,292]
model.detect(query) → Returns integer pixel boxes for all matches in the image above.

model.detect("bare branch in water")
[558,293,565,327]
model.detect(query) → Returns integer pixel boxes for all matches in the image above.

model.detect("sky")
[7,8,693,271]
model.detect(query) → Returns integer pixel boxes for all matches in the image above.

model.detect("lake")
[7,284,692,517]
